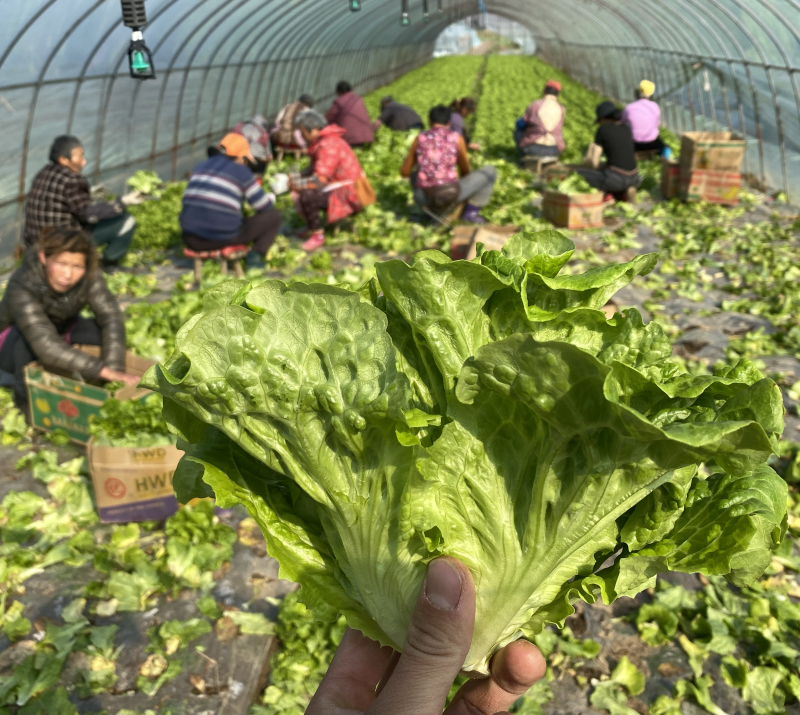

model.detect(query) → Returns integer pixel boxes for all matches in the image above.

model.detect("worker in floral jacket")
[290,111,369,251]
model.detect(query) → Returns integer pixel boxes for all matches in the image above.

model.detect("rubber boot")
[245,249,264,270]
[302,230,326,251]
[462,204,487,224]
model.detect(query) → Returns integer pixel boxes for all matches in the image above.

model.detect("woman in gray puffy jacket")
[0,227,139,413]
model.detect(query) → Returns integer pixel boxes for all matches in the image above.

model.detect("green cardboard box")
[25,347,154,444]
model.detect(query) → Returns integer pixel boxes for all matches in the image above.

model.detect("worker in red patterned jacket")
[290,110,367,251]
[23,136,144,265]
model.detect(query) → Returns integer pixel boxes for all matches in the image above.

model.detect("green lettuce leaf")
[143,231,786,675]
[143,281,429,650]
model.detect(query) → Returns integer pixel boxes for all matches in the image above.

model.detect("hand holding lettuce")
[142,231,787,675]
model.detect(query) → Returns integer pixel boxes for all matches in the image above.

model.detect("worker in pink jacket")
[515,80,566,160]
[621,80,667,155]
[325,81,375,148]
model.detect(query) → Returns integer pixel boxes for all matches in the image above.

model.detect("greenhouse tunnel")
[2,0,800,265]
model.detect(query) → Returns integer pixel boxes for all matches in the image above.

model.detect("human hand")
[270,173,290,195]
[307,557,546,715]
[120,190,145,207]
[468,142,482,151]
[99,367,140,387]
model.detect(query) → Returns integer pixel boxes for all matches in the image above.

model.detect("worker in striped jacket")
[180,134,282,270]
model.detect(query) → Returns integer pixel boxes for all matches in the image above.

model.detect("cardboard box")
[542,190,609,229]
[25,347,154,444]
[679,131,745,173]
[450,225,519,261]
[678,169,741,205]
[87,438,182,523]
[661,158,681,199]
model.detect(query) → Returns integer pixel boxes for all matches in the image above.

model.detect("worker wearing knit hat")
[638,79,656,98]
[515,79,566,160]
[621,80,667,155]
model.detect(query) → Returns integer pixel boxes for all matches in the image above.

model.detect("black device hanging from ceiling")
[120,0,156,80]
[423,0,429,21]
[401,0,410,25]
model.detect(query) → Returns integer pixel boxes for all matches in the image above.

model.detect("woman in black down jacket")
[0,227,139,413]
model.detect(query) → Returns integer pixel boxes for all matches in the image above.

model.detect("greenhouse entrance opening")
[434,13,536,56]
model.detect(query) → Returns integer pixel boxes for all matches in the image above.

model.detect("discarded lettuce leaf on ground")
[89,393,175,448]
[142,230,788,674]
[548,173,599,195]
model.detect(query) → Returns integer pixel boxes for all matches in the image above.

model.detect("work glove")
[270,173,290,195]
[120,190,145,207]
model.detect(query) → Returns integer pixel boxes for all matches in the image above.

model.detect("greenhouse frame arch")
[2,0,799,263]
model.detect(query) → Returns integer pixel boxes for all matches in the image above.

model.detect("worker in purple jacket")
[325,81,375,148]
[621,80,667,155]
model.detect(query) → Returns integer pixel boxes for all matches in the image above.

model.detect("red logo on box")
[105,478,127,499]
[57,400,79,418]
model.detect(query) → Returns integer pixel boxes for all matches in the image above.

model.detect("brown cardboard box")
[450,225,519,260]
[541,163,577,183]
[87,438,182,523]
[679,131,745,173]
[542,190,610,229]
[26,347,155,444]
[467,225,519,260]
[678,169,741,205]
[661,158,681,200]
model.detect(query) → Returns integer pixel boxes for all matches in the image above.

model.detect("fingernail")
[425,558,462,610]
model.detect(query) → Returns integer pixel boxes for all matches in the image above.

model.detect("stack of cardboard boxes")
[26,347,182,523]
[662,131,746,205]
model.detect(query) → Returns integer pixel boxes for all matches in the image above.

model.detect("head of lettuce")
[142,231,787,675]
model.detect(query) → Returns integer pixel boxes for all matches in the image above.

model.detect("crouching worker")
[180,133,281,270]
[232,115,273,174]
[401,104,497,224]
[291,110,371,252]
[374,96,423,132]
[271,94,315,150]
[622,80,667,155]
[24,135,142,265]
[0,228,138,415]
[515,80,566,160]
[576,101,641,197]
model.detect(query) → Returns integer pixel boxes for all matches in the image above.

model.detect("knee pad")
[120,215,137,235]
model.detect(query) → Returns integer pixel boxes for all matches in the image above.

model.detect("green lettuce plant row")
[142,230,787,675]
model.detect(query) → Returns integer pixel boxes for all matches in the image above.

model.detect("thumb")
[371,558,475,715]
